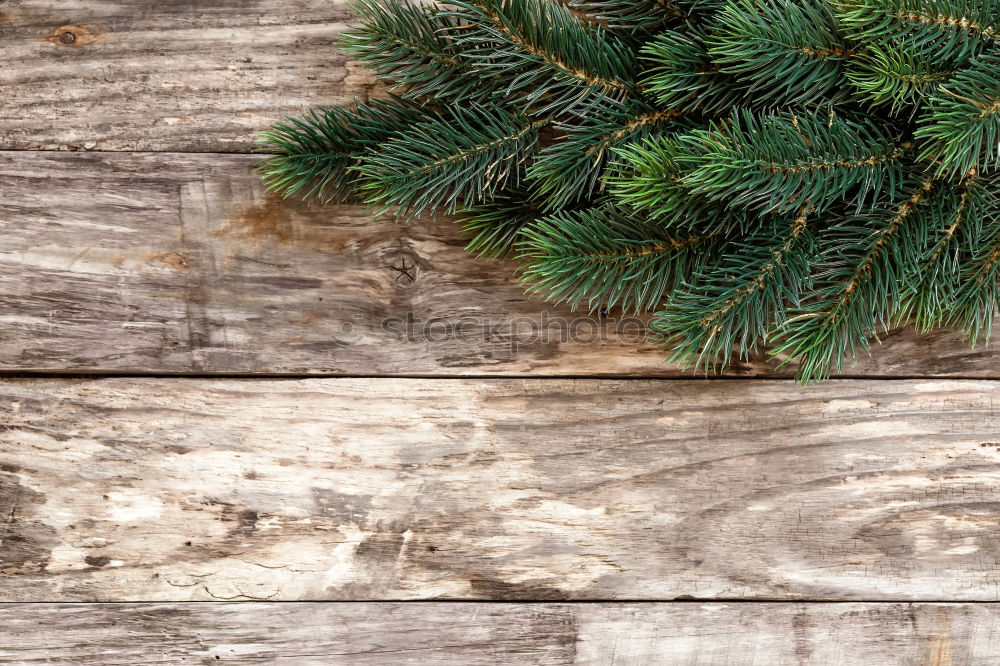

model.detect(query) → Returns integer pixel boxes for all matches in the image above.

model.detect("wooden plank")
[0,0,372,152]
[3,151,999,377]
[2,376,1000,601]
[0,151,676,376]
[1,602,998,665]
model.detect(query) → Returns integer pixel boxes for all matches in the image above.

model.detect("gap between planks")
[7,371,1000,381]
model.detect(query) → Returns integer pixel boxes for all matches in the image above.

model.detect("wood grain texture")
[3,150,999,377]
[2,602,999,665]
[0,0,373,152]
[2,376,1000,601]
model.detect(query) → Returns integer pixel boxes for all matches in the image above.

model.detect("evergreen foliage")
[707,0,853,107]
[354,104,543,219]
[655,208,819,372]
[259,0,1000,382]
[338,0,480,101]
[519,203,724,313]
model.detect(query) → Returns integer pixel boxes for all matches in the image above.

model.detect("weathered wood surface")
[2,602,998,665]
[0,0,372,152]
[10,0,1000,660]
[2,376,1000,601]
[3,151,999,377]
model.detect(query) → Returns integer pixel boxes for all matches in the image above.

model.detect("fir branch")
[446,0,640,114]
[606,134,750,232]
[355,104,544,220]
[654,206,818,372]
[834,0,1000,61]
[526,101,683,210]
[915,52,1000,177]
[894,171,985,331]
[639,26,745,114]
[846,45,957,113]
[518,204,722,312]
[458,190,539,259]
[339,0,488,102]
[567,0,688,34]
[261,0,1000,381]
[677,110,908,214]
[771,179,938,382]
[675,0,732,13]
[947,174,1000,341]
[707,0,856,107]
[256,96,426,203]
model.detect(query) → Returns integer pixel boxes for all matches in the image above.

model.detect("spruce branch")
[526,100,683,210]
[846,45,957,113]
[639,26,745,114]
[446,0,640,114]
[675,0,733,13]
[677,110,908,214]
[707,0,856,107]
[261,0,1000,382]
[894,172,985,331]
[355,104,544,220]
[518,204,723,312]
[339,0,488,102]
[915,52,1000,177]
[771,179,938,381]
[834,0,1000,61]
[946,174,1000,341]
[567,0,688,34]
[458,190,539,259]
[606,134,749,232]
[654,206,818,372]
[256,96,427,203]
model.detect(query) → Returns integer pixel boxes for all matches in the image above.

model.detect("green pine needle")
[771,179,939,381]
[640,26,745,114]
[339,0,490,102]
[846,45,957,113]
[676,110,907,214]
[445,0,640,114]
[654,207,819,372]
[568,0,688,34]
[458,190,540,259]
[518,203,723,313]
[894,173,989,331]
[606,134,749,232]
[256,95,427,203]
[708,0,855,107]
[526,101,683,210]
[834,0,1000,62]
[915,52,1000,177]
[950,224,1000,343]
[355,104,544,220]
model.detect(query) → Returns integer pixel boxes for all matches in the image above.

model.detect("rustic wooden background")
[3,1,1000,663]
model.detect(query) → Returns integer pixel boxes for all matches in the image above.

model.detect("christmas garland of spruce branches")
[258,0,1000,382]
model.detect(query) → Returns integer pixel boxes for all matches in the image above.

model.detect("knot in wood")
[47,25,102,47]
[387,256,417,283]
